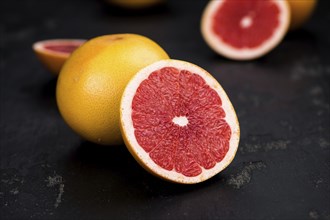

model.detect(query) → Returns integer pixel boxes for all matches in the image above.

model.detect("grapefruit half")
[33,39,86,74]
[201,0,290,60]
[120,59,240,184]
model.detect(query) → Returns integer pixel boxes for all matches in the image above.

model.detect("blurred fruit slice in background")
[33,39,86,75]
[105,0,165,9]
[201,0,290,60]
[287,0,318,30]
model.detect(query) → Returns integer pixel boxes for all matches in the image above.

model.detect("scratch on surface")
[54,184,64,208]
[46,174,64,208]
[226,161,266,189]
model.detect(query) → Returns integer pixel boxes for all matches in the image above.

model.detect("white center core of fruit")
[172,116,189,127]
[240,16,253,28]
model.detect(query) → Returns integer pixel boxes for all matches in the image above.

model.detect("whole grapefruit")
[56,34,169,145]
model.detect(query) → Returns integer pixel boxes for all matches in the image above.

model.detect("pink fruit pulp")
[212,0,280,49]
[131,67,231,177]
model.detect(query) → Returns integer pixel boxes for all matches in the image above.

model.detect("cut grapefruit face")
[120,59,240,184]
[33,39,86,74]
[201,0,290,60]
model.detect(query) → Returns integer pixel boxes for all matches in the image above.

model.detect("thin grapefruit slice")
[120,59,240,184]
[201,0,290,60]
[33,39,86,75]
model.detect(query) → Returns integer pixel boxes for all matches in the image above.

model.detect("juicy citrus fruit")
[287,0,317,30]
[106,0,164,9]
[33,39,86,75]
[56,34,169,145]
[120,59,240,184]
[201,0,290,60]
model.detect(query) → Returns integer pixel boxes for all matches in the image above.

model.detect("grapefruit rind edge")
[120,59,240,184]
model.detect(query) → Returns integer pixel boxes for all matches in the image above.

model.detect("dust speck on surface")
[241,139,290,154]
[309,86,323,95]
[314,178,324,188]
[290,62,328,81]
[319,138,330,149]
[10,188,19,195]
[1,170,24,197]
[309,210,319,219]
[226,161,266,189]
[46,175,63,187]
[265,140,290,151]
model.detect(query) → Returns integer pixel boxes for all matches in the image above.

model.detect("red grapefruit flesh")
[43,44,82,53]
[33,39,86,75]
[120,60,240,184]
[201,0,290,60]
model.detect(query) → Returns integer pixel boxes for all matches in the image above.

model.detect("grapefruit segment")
[201,0,290,60]
[120,60,240,184]
[33,39,86,75]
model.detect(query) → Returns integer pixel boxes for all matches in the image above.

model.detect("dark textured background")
[1,0,330,219]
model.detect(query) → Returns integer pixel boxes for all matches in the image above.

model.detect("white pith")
[240,15,253,29]
[172,116,189,127]
[201,0,290,60]
[32,39,86,57]
[120,59,240,184]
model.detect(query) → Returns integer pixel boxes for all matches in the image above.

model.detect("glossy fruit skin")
[33,39,85,75]
[287,0,317,30]
[56,34,169,145]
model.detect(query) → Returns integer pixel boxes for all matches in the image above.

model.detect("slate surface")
[1,0,330,219]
